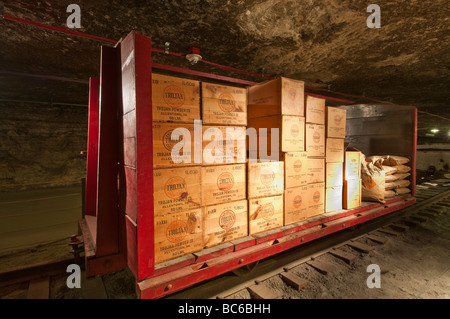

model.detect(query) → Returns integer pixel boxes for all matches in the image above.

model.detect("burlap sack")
[361,155,385,203]
[382,156,410,166]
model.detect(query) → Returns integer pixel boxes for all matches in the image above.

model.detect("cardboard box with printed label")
[202,126,246,165]
[326,186,343,213]
[201,164,246,206]
[203,199,248,248]
[326,138,344,163]
[153,122,198,168]
[247,77,305,118]
[154,209,203,264]
[249,195,284,235]
[343,179,362,209]
[326,162,344,188]
[307,182,325,218]
[326,107,346,138]
[201,82,247,126]
[153,166,202,214]
[344,150,361,180]
[247,161,284,199]
[305,96,325,125]
[248,115,305,155]
[307,157,325,184]
[152,73,200,123]
[305,124,325,157]
[284,186,309,225]
[283,152,308,189]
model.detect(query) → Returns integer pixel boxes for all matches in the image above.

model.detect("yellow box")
[343,179,362,209]
[326,138,344,163]
[307,182,325,218]
[344,151,361,180]
[326,162,344,188]
[307,158,325,184]
[247,161,284,199]
[326,186,343,213]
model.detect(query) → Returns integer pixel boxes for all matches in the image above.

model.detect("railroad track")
[0,182,449,299]
[167,184,450,299]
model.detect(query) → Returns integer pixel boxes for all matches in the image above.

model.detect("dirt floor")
[226,206,450,299]
[1,190,449,299]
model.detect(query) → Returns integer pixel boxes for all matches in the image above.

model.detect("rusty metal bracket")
[68,235,84,266]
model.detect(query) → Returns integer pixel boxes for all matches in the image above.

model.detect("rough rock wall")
[0,101,87,190]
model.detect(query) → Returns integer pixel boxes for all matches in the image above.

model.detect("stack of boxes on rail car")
[247,78,306,229]
[152,74,365,264]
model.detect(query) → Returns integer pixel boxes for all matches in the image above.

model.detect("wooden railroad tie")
[410,215,429,223]
[280,271,309,291]
[329,248,357,264]
[389,223,409,232]
[306,259,335,275]
[377,228,402,237]
[247,283,279,299]
[366,234,388,245]
[347,241,373,253]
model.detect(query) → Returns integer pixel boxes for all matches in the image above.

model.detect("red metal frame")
[85,77,100,216]
[80,31,418,297]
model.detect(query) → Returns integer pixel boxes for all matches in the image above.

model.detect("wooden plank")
[247,283,279,299]
[390,223,409,232]
[366,234,388,245]
[306,259,335,275]
[329,248,357,264]
[417,211,437,218]
[27,277,49,299]
[411,215,428,223]
[194,242,234,263]
[347,241,373,253]
[280,271,309,291]
[230,236,256,251]
[377,228,402,237]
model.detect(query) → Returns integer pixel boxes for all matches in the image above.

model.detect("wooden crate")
[307,157,325,184]
[305,124,325,157]
[249,195,284,235]
[248,161,284,199]
[326,186,343,213]
[202,126,246,165]
[201,164,246,206]
[248,115,305,155]
[326,162,343,188]
[307,182,325,218]
[201,82,247,126]
[284,186,309,225]
[203,200,248,248]
[283,152,308,189]
[248,77,304,118]
[153,166,201,214]
[344,151,361,180]
[326,138,344,163]
[152,73,200,123]
[326,107,346,138]
[152,122,198,168]
[154,209,203,264]
[305,96,325,125]
[343,179,362,209]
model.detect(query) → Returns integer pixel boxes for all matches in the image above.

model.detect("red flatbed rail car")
[79,31,416,299]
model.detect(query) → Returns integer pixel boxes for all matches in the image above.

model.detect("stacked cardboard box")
[200,82,249,248]
[152,74,203,263]
[247,77,306,228]
[343,149,362,209]
[324,106,346,213]
[305,96,326,217]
